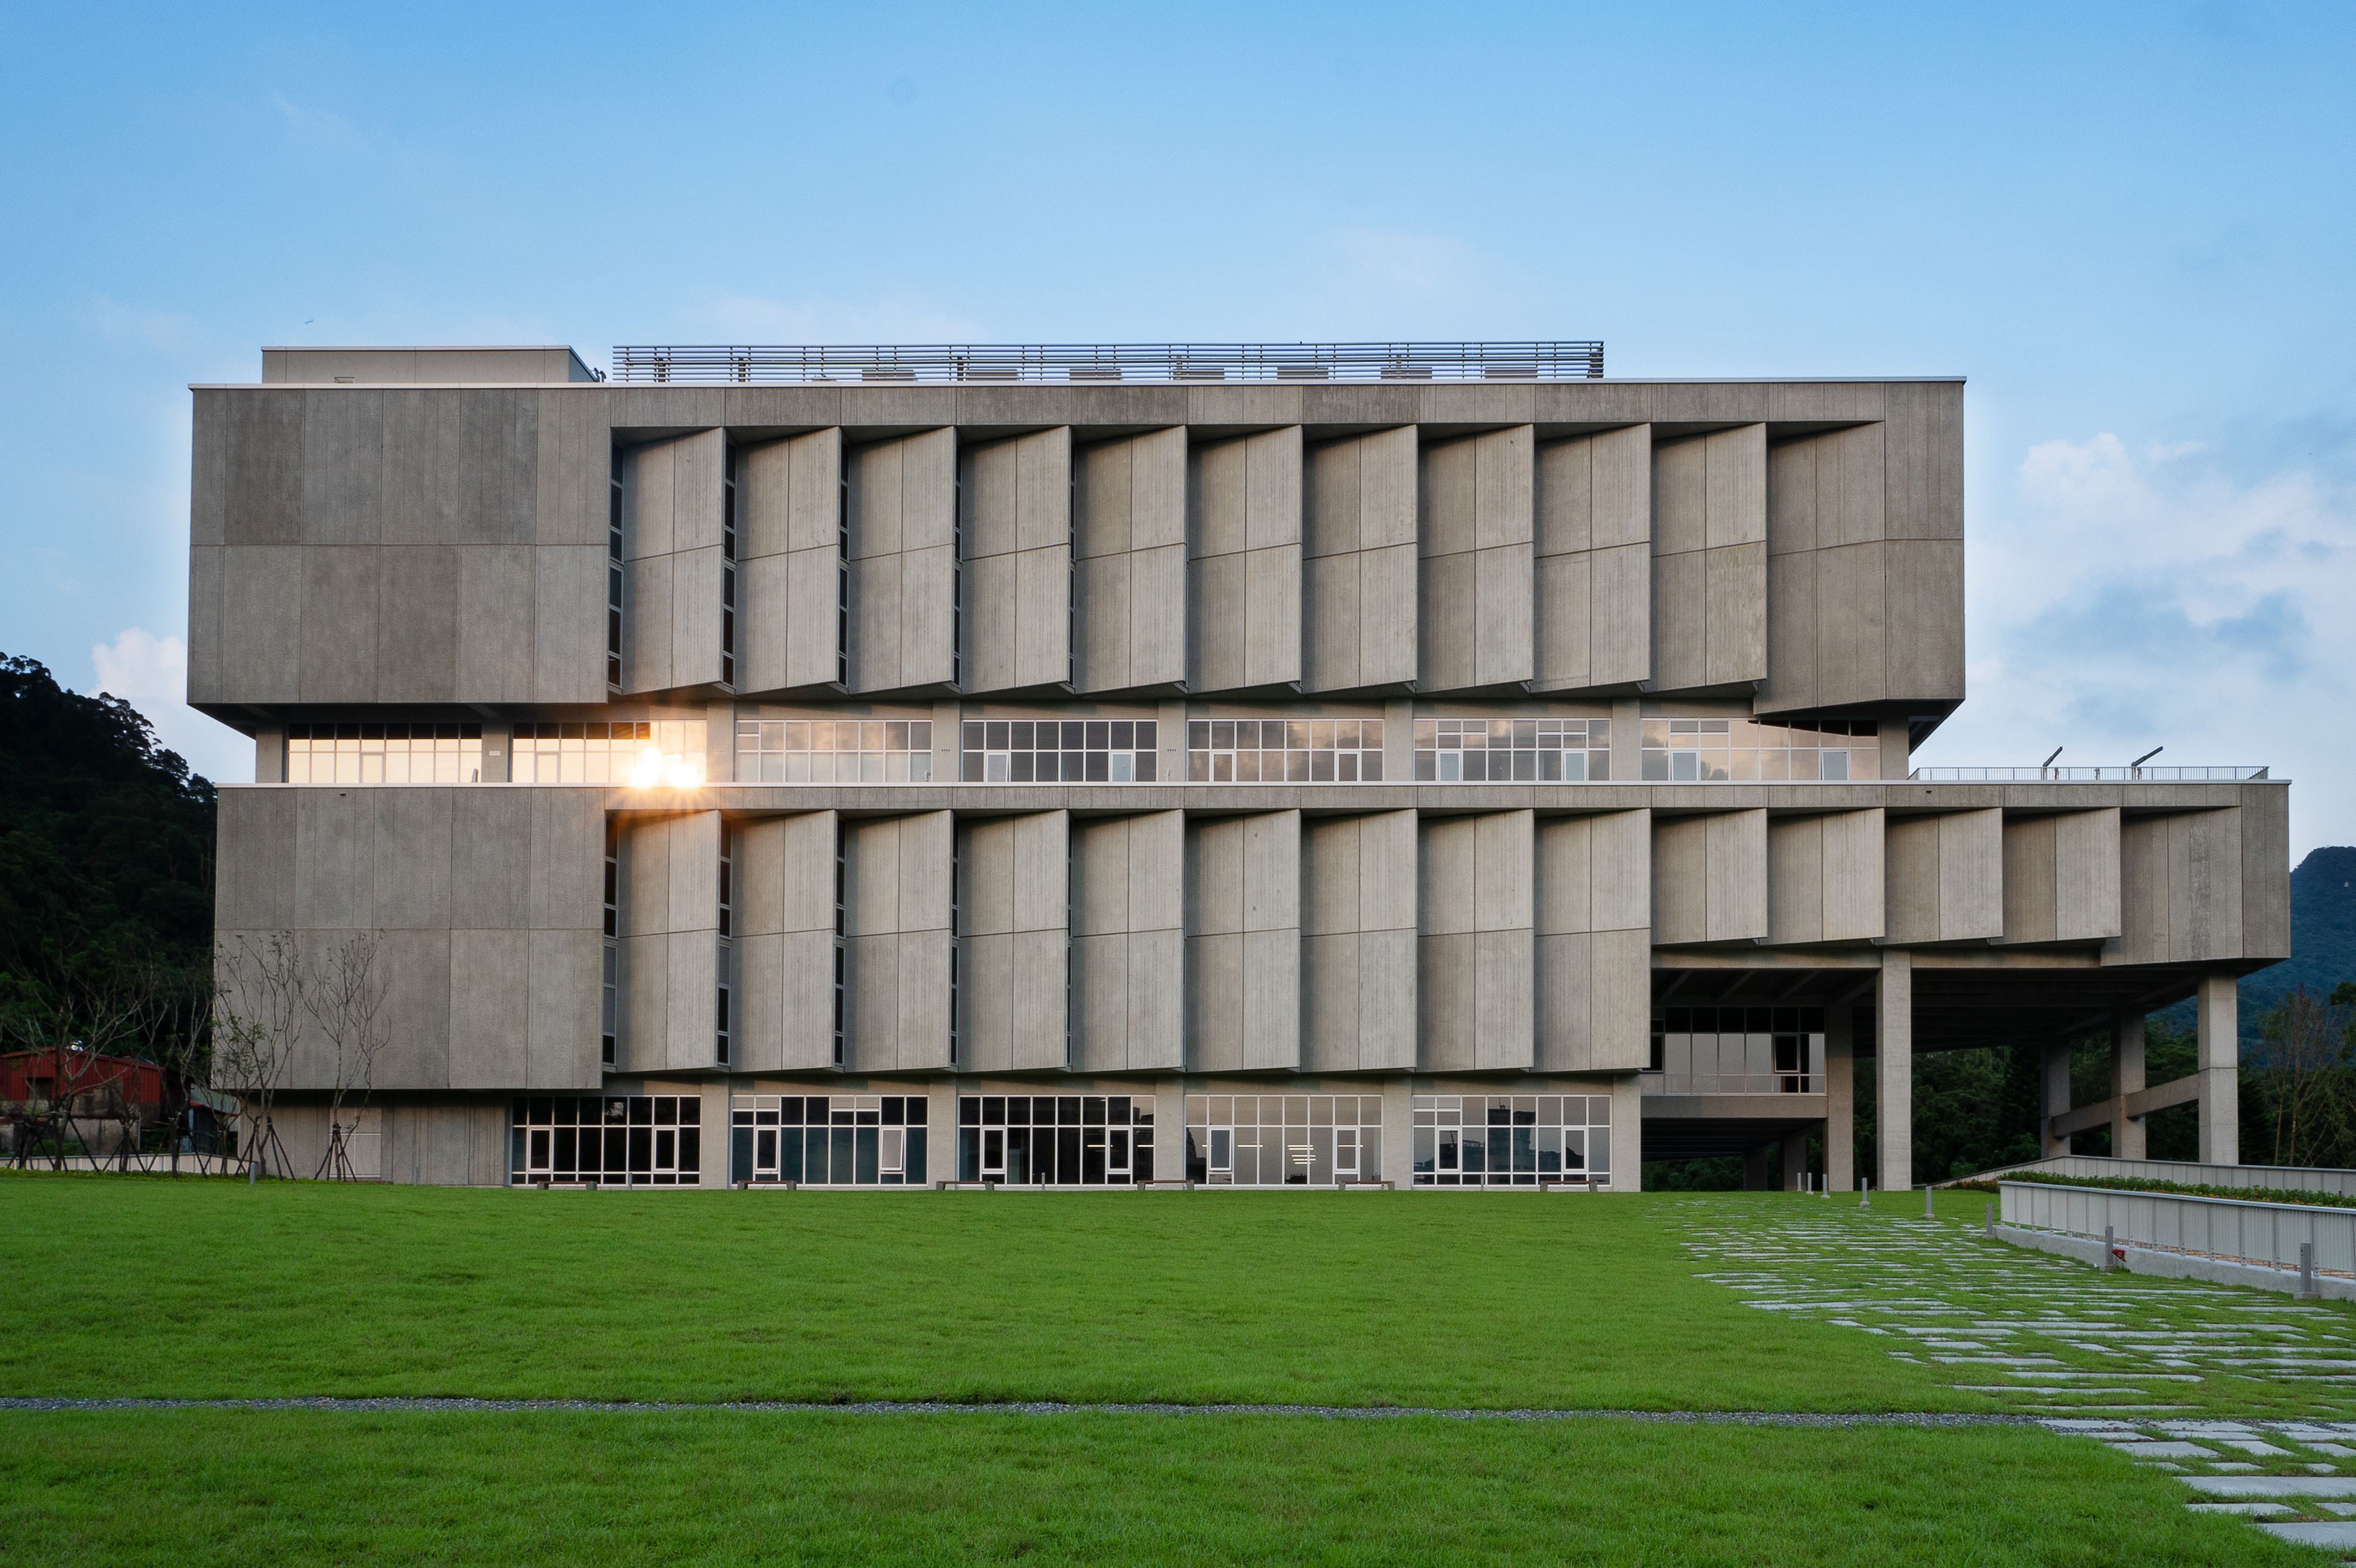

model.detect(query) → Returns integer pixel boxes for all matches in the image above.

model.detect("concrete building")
[191,341,2289,1190]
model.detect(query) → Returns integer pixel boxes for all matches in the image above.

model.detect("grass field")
[0,1409,2319,1567]
[4,1174,2346,1564]
[0,1175,2009,1410]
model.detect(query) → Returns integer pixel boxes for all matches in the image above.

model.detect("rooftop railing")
[609,340,1606,386]
[1908,766,2269,783]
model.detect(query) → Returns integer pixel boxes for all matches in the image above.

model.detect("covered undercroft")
[1644,953,2260,1190]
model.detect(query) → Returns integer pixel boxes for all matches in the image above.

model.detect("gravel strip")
[0,1396,2036,1425]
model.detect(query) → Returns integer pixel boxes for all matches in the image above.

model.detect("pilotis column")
[2197,974,2240,1165]
[2110,1010,2146,1160]
[1876,950,1912,1193]
[1824,1005,1855,1192]
[2040,1041,2073,1158]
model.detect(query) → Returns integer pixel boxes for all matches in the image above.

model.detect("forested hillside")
[0,653,216,1002]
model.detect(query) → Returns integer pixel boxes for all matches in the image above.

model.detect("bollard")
[2104,1224,2118,1271]
[2300,1241,2320,1300]
[1860,1177,1870,1209]
[1924,1185,1934,1220]
[1984,1199,1995,1240]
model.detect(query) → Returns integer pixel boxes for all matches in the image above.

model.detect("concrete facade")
[194,348,2291,1189]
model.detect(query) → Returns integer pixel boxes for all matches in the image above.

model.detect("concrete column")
[1743,1144,1774,1191]
[1824,1007,1855,1192]
[2040,1041,2073,1157]
[1154,1074,1187,1183]
[2110,1010,2147,1160]
[1782,1133,1809,1191]
[1381,1074,1414,1187]
[480,720,512,784]
[1609,1071,1643,1191]
[932,699,963,785]
[1383,697,1415,784]
[1158,698,1188,786]
[2198,973,2240,1165]
[1609,697,1643,783]
[1876,950,1912,1193]
[253,724,286,783]
[929,1080,963,1184]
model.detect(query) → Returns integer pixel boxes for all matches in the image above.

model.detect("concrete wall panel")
[1184,811,1300,1072]
[739,429,843,693]
[1188,429,1302,692]
[1305,427,1418,691]
[1651,426,1766,693]
[1419,427,1534,691]
[1885,807,2004,944]
[1419,810,1535,1072]
[1652,809,1768,944]
[1535,425,1650,692]
[1074,427,1187,692]
[962,428,1072,693]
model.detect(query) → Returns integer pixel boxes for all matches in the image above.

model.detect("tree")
[213,933,303,1181]
[2253,985,2354,1167]
[302,933,387,1180]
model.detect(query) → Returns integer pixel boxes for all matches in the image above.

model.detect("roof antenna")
[2130,746,2163,769]
[2041,747,2063,768]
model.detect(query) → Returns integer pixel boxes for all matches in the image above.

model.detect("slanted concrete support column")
[2198,973,2240,1165]
[2110,1011,2147,1160]
[1876,950,1912,1193]
[1824,1007,1855,1192]
[1781,1133,1808,1192]
[2040,1041,2074,1157]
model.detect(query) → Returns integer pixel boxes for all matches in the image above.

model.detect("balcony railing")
[609,340,1605,386]
[1908,766,2269,783]
[1642,1073,1821,1096]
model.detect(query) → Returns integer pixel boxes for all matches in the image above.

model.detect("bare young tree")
[303,932,387,1181]
[213,933,304,1182]
[2262,985,2355,1166]
[1,964,150,1171]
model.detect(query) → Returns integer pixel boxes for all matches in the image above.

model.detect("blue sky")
[3,1,2351,852]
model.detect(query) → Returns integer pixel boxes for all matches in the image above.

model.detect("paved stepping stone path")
[1676,1198,2356,1558]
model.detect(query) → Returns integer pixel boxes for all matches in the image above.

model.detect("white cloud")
[89,629,250,785]
[1919,433,2356,854]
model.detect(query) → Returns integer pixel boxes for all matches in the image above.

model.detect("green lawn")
[0,1409,2319,1567]
[0,1175,1996,1411]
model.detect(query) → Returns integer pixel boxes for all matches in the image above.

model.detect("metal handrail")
[610,341,1606,386]
[1907,766,2269,783]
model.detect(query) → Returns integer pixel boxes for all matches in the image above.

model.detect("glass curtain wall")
[729,1095,928,1185]
[1410,1095,1611,1187]
[957,1095,1154,1184]
[1183,1094,1384,1185]
[510,1095,701,1185]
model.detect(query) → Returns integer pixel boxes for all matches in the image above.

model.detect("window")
[601,822,620,1068]
[512,721,706,785]
[1415,718,1606,783]
[286,723,482,784]
[721,454,740,689]
[1640,716,1878,783]
[510,1095,700,1186]
[831,838,848,1068]
[608,450,625,689]
[1646,1006,1823,1094]
[962,719,1157,783]
[958,1095,1154,1185]
[715,830,736,1065]
[947,835,961,1065]
[1183,1095,1383,1185]
[836,469,851,687]
[731,1095,928,1185]
[950,459,964,689]
[1411,1095,1611,1188]
[737,719,933,783]
[1189,718,1382,783]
